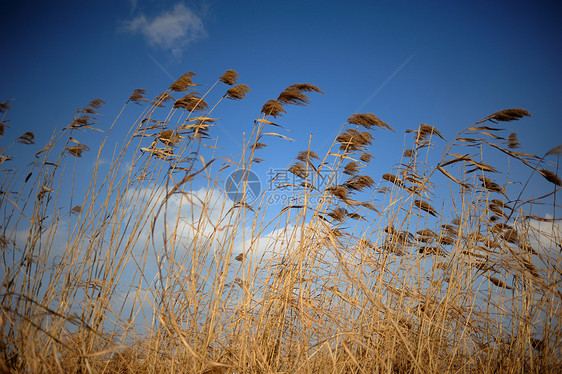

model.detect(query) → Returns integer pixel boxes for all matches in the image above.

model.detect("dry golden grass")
[0,69,561,373]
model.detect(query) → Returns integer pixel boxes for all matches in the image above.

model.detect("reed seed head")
[17,132,35,145]
[347,212,364,220]
[327,207,347,222]
[488,203,508,218]
[358,239,374,249]
[226,84,251,100]
[158,130,183,146]
[384,225,397,235]
[151,92,175,107]
[296,150,319,162]
[360,202,378,211]
[170,72,196,92]
[406,123,444,142]
[261,99,286,118]
[251,142,267,150]
[219,69,239,85]
[490,199,511,209]
[545,144,562,157]
[538,169,562,186]
[438,236,455,245]
[336,129,373,152]
[0,101,11,113]
[71,116,94,128]
[380,242,406,256]
[66,144,89,157]
[488,276,513,289]
[87,98,105,109]
[278,87,311,106]
[414,199,438,216]
[508,133,521,149]
[289,162,308,179]
[343,161,359,175]
[173,92,209,112]
[289,83,324,93]
[403,149,414,157]
[419,124,444,140]
[344,175,374,191]
[382,173,404,187]
[479,176,504,194]
[330,228,344,237]
[487,108,531,122]
[127,88,148,105]
[277,83,323,106]
[326,185,348,200]
[419,246,446,256]
[347,113,395,132]
[417,229,438,242]
[360,153,374,162]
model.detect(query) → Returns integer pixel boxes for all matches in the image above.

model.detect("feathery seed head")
[251,142,267,150]
[403,149,414,157]
[289,162,308,179]
[0,102,11,113]
[488,108,531,122]
[277,83,323,106]
[226,84,251,100]
[151,92,175,107]
[87,99,105,109]
[382,173,404,187]
[170,72,196,92]
[296,150,319,162]
[508,133,521,149]
[219,69,239,85]
[328,207,347,222]
[343,161,359,175]
[344,175,374,191]
[173,92,209,112]
[360,153,374,162]
[128,88,148,105]
[17,132,35,145]
[326,185,348,200]
[538,169,562,186]
[347,113,395,132]
[261,99,286,118]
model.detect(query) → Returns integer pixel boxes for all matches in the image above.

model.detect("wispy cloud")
[125,3,207,59]
[128,0,138,13]
[525,214,562,256]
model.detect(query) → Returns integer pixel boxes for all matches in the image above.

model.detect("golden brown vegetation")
[0,69,561,373]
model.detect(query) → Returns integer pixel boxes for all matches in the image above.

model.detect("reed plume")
[347,113,395,132]
[226,84,251,100]
[169,71,196,91]
[219,69,239,85]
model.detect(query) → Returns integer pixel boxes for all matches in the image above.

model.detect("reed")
[0,69,560,373]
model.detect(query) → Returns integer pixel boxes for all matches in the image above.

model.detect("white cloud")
[235,224,302,261]
[523,214,562,257]
[125,3,207,59]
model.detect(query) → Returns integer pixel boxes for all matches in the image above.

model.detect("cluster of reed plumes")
[1,69,561,373]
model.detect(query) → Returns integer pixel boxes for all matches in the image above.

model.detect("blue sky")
[1,0,561,210]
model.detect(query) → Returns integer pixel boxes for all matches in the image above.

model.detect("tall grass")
[1,69,560,373]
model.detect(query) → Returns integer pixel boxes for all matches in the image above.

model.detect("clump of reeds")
[0,68,560,374]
